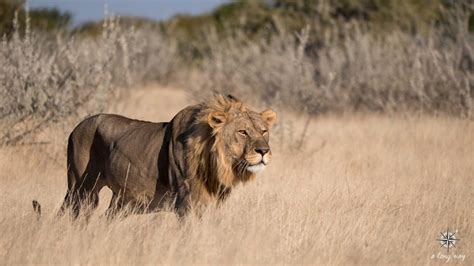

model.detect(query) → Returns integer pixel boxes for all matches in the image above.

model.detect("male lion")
[35,95,276,219]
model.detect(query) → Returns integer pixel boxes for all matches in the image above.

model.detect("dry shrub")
[0,15,112,145]
[187,19,473,117]
[1,7,472,147]
[0,15,177,146]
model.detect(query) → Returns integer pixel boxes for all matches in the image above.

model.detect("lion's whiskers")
[233,159,248,178]
[240,160,249,178]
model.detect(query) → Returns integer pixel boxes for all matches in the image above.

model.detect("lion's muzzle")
[245,149,271,173]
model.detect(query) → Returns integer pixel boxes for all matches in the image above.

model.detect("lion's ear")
[208,111,227,129]
[261,109,277,128]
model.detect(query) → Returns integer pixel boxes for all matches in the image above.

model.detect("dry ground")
[0,85,472,265]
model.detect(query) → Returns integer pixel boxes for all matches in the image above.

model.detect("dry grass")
[0,86,472,265]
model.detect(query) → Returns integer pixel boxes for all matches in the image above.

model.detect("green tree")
[29,8,72,32]
[0,0,71,36]
[0,0,23,36]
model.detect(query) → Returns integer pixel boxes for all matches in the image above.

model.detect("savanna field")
[0,86,472,264]
[1,1,473,264]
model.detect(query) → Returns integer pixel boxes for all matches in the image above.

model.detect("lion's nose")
[255,147,270,156]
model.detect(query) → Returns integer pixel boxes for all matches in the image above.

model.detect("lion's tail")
[32,200,42,220]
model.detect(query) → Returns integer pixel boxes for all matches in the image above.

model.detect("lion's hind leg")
[58,168,105,219]
[59,118,108,220]
[58,188,101,219]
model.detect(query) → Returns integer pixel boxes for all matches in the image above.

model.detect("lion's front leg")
[174,185,190,220]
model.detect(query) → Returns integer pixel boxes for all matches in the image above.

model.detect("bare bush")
[1,6,471,146]
[0,14,177,145]
[0,15,111,145]
[121,27,178,84]
[187,20,473,118]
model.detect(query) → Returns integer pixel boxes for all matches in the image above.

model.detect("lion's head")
[196,95,277,187]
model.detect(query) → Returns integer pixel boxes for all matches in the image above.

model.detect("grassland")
[0,85,472,265]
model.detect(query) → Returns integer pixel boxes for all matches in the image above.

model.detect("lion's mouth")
[246,162,266,173]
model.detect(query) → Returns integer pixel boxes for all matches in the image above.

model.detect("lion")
[33,95,276,219]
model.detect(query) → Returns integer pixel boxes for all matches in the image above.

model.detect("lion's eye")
[262,130,268,135]
[238,130,248,136]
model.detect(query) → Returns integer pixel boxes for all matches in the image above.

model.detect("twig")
[296,114,312,149]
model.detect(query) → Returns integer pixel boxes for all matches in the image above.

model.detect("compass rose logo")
[437,228,459,252]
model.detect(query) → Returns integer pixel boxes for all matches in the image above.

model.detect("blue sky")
[28,0,228,26]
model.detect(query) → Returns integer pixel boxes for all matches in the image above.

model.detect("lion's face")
[208,107,277,175]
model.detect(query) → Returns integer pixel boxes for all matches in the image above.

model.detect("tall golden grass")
[0,86,472,264]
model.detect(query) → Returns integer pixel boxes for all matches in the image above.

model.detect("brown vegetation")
[0,1,472,264]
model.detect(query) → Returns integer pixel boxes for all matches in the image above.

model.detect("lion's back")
[68,114,168,179]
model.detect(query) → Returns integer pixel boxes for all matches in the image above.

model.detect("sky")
[28,0,228,26]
